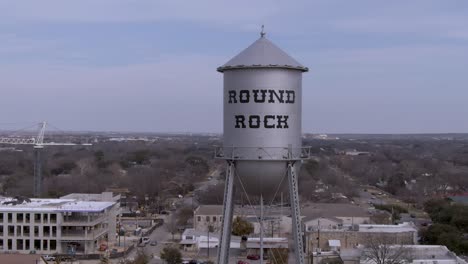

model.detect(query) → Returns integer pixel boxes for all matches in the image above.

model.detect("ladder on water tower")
[288,161,305,264]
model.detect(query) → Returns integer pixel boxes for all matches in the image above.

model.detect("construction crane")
[0,121,92,197]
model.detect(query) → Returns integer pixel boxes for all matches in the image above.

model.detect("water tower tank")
[218,34,308,198]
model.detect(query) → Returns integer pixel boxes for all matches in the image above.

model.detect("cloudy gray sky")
[1,0,467,133]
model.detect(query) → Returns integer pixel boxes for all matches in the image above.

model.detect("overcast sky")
[1,1,467,133]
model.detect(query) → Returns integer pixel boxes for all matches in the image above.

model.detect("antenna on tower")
[260,25,266,38]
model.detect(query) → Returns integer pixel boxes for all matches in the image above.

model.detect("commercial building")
[360,245,467,264]
[195,203,373,237]
[194,205,292,236]
[0,194,118,255]
[302,203,372,231]
[306,222,418,251]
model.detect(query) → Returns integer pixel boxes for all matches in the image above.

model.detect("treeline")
[0,138,216,200]
[420,199,468,254]
[303,138,468,204]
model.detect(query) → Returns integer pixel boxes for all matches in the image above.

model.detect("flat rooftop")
[358,222,417,233]
[0,197,115,213]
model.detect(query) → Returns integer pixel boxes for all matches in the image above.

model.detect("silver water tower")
[216,30,310,264]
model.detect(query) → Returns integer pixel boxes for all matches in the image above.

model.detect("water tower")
[216,29,310,264]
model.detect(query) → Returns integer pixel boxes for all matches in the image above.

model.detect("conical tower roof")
[217,34,308,72]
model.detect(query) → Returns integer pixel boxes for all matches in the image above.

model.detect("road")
[128,166,223,263]
[79,166,223,264]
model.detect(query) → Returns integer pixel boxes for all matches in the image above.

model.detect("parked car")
[150,241,157,246]
[43,255,56,261]
[247,254,260,260]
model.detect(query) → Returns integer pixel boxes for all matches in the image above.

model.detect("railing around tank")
[214,146,311,161]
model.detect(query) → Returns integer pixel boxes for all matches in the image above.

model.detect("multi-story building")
[0,195,117,255]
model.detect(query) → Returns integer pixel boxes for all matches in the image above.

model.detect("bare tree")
[361,235,411,264]
[166,213,179,241]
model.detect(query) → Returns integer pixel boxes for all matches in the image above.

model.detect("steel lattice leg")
[217,161,235,264]
[288,162,305,264]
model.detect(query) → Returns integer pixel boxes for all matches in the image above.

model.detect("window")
[43,214,49,223]
[16,239,24,250]
[213,216,217,222]
[23,226,30,236]
[7,213,12,223]
[16,213,24,223]
[43,226,50,236]
[16,226,21,236]
[197,216,201,222]
[34,240,40,250]
[25,240,30,250]
[7,239,12,250]
[42,240,48,250]
[205,216,210,222]
[25,213,30,223]
[0,213,3,223]
[50,214,57,223]
[34,214,41,223]
[34,226,39,237]
[0,226,3,236]
[50,240,56,250]
[8,226,14,236]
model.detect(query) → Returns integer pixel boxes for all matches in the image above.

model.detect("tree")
[232,216,254,236]
[160,246,182,264]
[176,206,194,227]
[166,213,179,241]
[361,235,410,264]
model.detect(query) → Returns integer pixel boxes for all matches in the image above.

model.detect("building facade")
[306,222,418,251]
[0,195,118,255]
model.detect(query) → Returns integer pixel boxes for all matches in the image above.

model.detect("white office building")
[0,195,118,255]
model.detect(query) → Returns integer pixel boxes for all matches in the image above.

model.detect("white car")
[43,255,56,261]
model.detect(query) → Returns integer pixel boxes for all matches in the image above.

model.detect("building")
[306,222,418,251]
[302,203,372,231]
[361,245,467,264]
[0,195,117,255]
[60,191,120,243]
[180,228,287,257]
[194,205,291,236]
[195,203,372,236]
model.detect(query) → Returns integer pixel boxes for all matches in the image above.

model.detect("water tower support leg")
[217,161,236,264]
[288,162,305,264]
